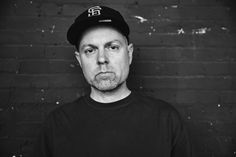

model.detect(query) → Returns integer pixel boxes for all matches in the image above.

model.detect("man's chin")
[92,80,119,92]
[94,84,117,92]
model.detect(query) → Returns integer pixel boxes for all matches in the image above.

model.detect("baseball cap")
[67,6,130,47]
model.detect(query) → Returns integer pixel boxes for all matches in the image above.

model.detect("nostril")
[97,59,109,64]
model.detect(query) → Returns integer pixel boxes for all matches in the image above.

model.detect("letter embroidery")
[88,6,102,17]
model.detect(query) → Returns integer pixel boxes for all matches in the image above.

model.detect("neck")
[90,82,131,103]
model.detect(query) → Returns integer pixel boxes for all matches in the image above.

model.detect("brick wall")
[0,0,235,156]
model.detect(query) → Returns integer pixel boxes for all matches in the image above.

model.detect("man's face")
[75,26,133,92]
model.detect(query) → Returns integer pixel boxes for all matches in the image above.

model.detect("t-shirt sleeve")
[169,108,194,157]
[31,114,54,157]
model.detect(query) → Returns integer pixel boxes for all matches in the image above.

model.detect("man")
[33,6,193,157]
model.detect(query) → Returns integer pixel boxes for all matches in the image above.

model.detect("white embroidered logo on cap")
[88,6,102,17]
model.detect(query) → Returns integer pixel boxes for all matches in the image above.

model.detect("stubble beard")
[91,73,120,92]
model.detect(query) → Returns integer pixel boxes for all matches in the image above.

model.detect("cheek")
[113,55,130,75]
[120,53,130,67]
[80,60,95,78]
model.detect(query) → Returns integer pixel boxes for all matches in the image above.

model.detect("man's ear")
[75,51,82,67]
[127,43,134,65]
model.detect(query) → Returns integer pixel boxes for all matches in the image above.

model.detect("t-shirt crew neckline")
[84,92,135,110]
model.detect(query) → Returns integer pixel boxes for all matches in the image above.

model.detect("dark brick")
[220,91,236,103]
[0,30,43,45]
[45,46,74,59]
[186,105,235,123]
[131,61,236,76]
[0,59,19,73]
[129,18,236,36]
[49,60,81,73]
[130,33,193,46]
[194,33,236,47]
[117,6,231,21]
[187,126,236,157]
[14,74,49,88]
[135,0,178,5]
[0,89,11,108]
[194,47,236,61]
[131,62,204,76]
[17,45,46,60]
[0,30,68,45]
[0,46,19,59]
[0,74,15,88]
[177,6,231,20]
[11,88,42,103]
[186,121,219,136]
[129,19,181,34]
[10,122,42,138]
[0,138,27,157]
[62,4,87,16]
[0,16,73,32]
[12,103,43,122]
[176,90,219,104]
[8,87,86,104]
[133,76,232,90]
[19,60,49,74]
[185,20,236,34]
[152,89,179,104]
[204,62,236,75]
[0,112,42,138]
[0,17,42,31]
[180,0,231,6]
[129,18,236,35]
[42,17,73,31]
[125,6,180,20]
[13,74,86,88]
[40,3,61,16]
[133,47,195,61]
[147,89,221,104]
[0,0,14,16]
[12,0,40,16]
[58,0,178,5]
[187,121,236,137]
[19,60,80,74]
[0,45,45,59]
[214,122,236,136]
[47,74,87,88]
[43,31,68,45]
[42,87,85,103]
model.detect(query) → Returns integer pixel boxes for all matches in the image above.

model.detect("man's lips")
[95,72,115,79]
[96,71,113,75]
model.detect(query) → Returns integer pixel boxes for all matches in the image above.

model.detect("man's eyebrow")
[105,40,122,46]
[80,40,123,50]
[80,44,97,50]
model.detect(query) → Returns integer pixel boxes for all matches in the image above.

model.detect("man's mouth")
[96,72,115,80]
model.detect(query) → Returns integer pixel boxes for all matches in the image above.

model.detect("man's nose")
[97,49,109,64]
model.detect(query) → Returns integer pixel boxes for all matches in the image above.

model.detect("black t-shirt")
[33,92,193,157]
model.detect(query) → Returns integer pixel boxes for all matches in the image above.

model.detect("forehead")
[79,26,127,46]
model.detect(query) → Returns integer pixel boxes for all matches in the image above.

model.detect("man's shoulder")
[134,92,176,110]
[133,92,182,119]
[46,95,87,121]
[134,92,185,125]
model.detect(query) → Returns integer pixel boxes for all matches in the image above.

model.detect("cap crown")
[67,6,130,46]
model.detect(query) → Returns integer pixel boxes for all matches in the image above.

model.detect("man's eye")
[108,45,119,50]
[84,48,95,54]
